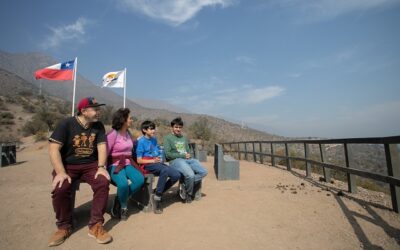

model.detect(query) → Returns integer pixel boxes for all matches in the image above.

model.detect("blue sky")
[1,0,400,138]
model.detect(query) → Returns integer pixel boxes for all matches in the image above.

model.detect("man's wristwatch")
[98,165,106,169]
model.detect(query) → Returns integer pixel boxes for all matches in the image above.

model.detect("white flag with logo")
[102,70,125,88]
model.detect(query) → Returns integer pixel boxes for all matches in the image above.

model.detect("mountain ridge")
[0,50,281,143]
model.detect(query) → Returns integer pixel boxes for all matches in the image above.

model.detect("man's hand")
[95,167,110,181]
[185,153,191,159]
[52,172,71,191]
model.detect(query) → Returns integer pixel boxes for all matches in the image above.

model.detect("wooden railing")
[221,136,400,213]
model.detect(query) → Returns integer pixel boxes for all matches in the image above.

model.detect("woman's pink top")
[106,130,133,166]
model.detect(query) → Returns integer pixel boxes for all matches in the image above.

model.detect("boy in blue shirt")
[136,120,180,214]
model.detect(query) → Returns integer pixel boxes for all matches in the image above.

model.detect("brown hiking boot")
[88,222,112,244]
[48,228,71,247]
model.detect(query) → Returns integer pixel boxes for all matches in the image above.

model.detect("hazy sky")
[1,0,400,138]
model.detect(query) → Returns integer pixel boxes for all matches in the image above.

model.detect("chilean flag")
[34,60,75,81]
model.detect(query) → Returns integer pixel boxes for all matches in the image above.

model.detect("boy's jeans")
[170,158,208,196]
[144,163,180,196]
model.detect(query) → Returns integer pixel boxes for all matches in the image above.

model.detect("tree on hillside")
[189,117,212,147]
[22,107,65,138]
[37,108,64,131]
[53,100,71,115]
[100,105,115,125]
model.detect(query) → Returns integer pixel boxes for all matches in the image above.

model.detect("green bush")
[22,103,36,113]
[189,117,213,147]
[22,118,47,136]
[1,112,14,119]
[54,101,71,115]
[22,108,65,136]
[0,98,7,111]
[34,131,48,142]
[99,106,115,125]
[0,112,15,125]
[19,90,33,97]
[154,118,169,127]
[5,96,16,103]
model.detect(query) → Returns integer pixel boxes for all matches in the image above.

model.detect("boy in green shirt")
[163,117,208,203]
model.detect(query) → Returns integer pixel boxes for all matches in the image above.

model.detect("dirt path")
[0,141,399,249]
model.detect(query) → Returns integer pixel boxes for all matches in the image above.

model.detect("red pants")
[51,162,110,229]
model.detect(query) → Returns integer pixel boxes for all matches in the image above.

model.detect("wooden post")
[385,144,400,213]
[304,143,312,178]
[259,142,263,164]
[319,143,331,182]
[252,142,256,162]
[238,143,241,160]
[244,143,248,161]
[344,143,357,193]
[271,143,275,166]
[285,143,291,171]
[0,143,3,168]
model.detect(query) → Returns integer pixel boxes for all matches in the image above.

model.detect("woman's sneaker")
[111,196,121,219]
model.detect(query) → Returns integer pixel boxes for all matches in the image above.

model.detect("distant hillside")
[133,98,190,113]
[0,68,70,141]
[0,50,280,143]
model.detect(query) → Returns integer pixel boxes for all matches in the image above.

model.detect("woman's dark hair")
[112,108,130,131]
[170,117,184,127]
[141,120,156,135]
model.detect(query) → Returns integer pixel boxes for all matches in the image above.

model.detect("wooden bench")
[189,143,207,162]
[71,173,154,213]
[214,144,240,180]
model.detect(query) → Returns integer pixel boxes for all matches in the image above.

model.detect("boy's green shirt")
[163,133,190,161]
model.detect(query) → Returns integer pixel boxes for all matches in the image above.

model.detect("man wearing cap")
[48,97,112,246]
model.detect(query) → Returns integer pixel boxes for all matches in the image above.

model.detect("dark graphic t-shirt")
[49,116,106,165]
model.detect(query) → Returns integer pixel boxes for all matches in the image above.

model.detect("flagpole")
[71,57,78,116]
[123,68,126,108]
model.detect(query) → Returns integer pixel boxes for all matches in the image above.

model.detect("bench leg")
[70,180,80,227]
[131,174,154,212]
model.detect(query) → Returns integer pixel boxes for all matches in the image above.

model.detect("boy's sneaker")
[48,228,71,247]
[185,195,193,204]
[120,208,128,221]
[178,182,187,200]
[152,194,163,214]
[111,196,121,219]
[88,222,112,244]
[193,181,202,201]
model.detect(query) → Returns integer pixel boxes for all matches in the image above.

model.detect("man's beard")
[84,114,99,123]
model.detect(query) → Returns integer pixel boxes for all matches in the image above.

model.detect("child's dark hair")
[112,108,130,131]
[170,117,184,127]
[141,120,156,135]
